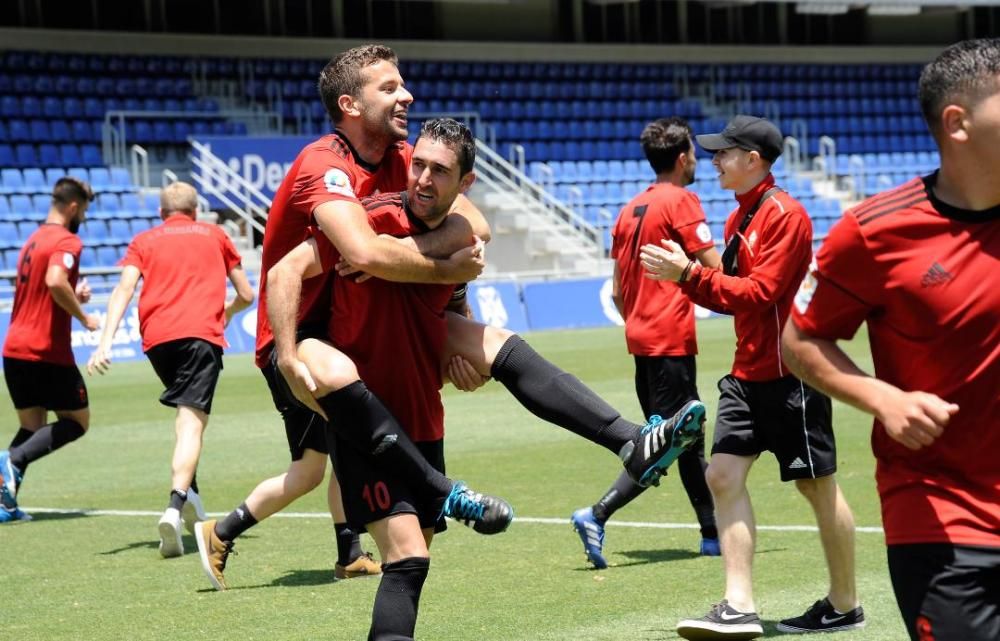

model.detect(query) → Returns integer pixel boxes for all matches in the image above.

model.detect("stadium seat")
[8,195,32,221]
[107,219,131,244]
[21,168,46,194]
[0,196,10,221]
[15,145,38,168]
[81,145,103,167]
[0,169,25,195]
[30,194,50,216]
[89,168,112,193]
[0,222,18,249]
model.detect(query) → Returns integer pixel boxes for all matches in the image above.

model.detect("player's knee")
[705,462,741,498]
[794,476,831,503]
[287,458,325,495]
[484,326,515,357]
[308,350,360,395]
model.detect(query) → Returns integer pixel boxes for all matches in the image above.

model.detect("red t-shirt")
[680,174,813,381]
[120,214,242,352]
[3,224,82,366]
[254,132,412,367]
[611,183,714,356]
[314,192,453,442]
[791,174,1000,547]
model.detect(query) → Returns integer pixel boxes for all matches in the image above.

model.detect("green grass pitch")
[1,320,908,640]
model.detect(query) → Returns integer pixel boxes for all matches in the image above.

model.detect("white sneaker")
[158,507,184,558]
[181,489,206,534]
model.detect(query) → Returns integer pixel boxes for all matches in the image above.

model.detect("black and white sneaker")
[677,600,764,640]
[776,598,865,634]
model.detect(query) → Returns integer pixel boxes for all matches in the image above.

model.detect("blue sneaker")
[0,450,22,510]
[620,400,706,488]
[0,505,30,523]
[570,507,607,569]
[440,481,513,535]
[700,538,721,556]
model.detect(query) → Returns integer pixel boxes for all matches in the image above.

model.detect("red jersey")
[611,183,714,356]
[120,214,242,352]
[254,132,412,367]
[791,174,1000,547]
[3,224,82,366]
[314,193,453,442]
[680,174,813,381]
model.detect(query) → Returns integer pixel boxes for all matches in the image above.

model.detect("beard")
[68,217,82,234]
[361,103,407,143]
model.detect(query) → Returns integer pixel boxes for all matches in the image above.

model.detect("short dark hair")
[51,177,94,208]
[416,118,476,175]
[318,44,398,125]
[640,117,693,174]
[919,38,1000,136]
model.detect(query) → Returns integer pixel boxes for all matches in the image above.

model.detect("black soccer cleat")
[619,400,706,487]
[776,597,866,634]
[440,481,514,535]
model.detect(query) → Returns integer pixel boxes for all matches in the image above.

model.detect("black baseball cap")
[695,115,784,162]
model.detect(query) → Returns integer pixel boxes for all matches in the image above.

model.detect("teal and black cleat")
[0,450,22,511]
[440,481,513,535]
[620,400,706,488]
[0,505,30,524]
[571,507,607,569]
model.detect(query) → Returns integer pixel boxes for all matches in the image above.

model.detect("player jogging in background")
[782,37,1000,641]
[1,177,99,523]
[571,116,722,568]
[87,181,254,558]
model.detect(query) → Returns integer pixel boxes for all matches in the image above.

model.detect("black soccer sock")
[334,522,364,566]
[368,556,431,641]
[8,428,34,474]
[8,419,86,470]
[214,502,258,542]
[169,489,187,511]
[316,383,453,500]
[591,470,647,523]
[490,335,639,453]
[189,474,199,494]
[676,442,718,540]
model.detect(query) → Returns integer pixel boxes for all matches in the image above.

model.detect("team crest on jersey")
[695,222,712,243]
[63,252,75,269]
[747,230,758,250]
[794,257,819,313]
[324,169,355,198]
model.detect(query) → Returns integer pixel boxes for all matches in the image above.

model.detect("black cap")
[695,115,784,162]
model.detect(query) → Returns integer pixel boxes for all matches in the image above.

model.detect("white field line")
[21,507,886,534]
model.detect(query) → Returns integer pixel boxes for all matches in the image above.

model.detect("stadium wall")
[0,27,943,63]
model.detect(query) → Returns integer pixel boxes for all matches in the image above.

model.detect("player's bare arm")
[87,265,141,375]
[266,238,326,408]
[314,199,483,284]
[224,264,255,327]
[611,262,625,317]
[694,245,722,269]
[781,321,958,451]
[45,263,99,332]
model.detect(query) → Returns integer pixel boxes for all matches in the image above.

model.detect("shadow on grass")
[16,510,89,522]
[214,568,349,592]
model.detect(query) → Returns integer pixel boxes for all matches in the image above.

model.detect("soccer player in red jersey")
[571,117,722,568]
[782,38,1000,641]
[85,182,254,557]
[641,117,862,639]
[0,177,99,523]
[194,46,510,592]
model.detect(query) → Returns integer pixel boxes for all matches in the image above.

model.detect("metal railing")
[187,139,269,250]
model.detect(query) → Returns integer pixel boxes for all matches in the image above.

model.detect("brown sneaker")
[334,552,382,579]
[194,519,234,591]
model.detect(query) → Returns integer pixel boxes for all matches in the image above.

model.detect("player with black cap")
[640,115,864,639]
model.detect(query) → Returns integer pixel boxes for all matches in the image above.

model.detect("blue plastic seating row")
[0,95,219,119]
[0,75,194,98]
[0,144,103,169]
[0,167,135,196]
[1,51,197,76]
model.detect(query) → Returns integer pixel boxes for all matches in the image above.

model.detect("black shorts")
[887,543,1000,641]
[260,352,328,461]
[145,338,223,414]
[3,357,88,411]
[634,354,700,419]
[711,374,835,482]
[332,435,447,535]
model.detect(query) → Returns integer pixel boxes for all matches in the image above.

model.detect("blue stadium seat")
[30,119,52,142]
[81,145,102,167]
[129,218,154,236]
[80,220,109,245]
[0,169,25,195]
[30,194,50,216]
[80,246,98,269]
[107,219,131,243]
[89,168,112,193]
[15,145,38,168]
[60,145,82,167]
[44,168,64,187]
[0,222,19,249]
[96,245,121,267]
[119,193,140,217]
[22,169,46,194]
[0,196,10,222]
[109,168,134,193]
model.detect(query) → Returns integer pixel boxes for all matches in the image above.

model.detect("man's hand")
[276,357,325,416]
[75,278,92,303]
[82,313,100,332]
[876,389,958,451]
[335,257,373,283]
[87,345,112,376]
[640,239,689,282]
[446,355,489,392]
[442,236,485,283]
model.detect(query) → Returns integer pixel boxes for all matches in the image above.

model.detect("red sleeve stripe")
[853,181,923,224]
[856,194,927,227]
